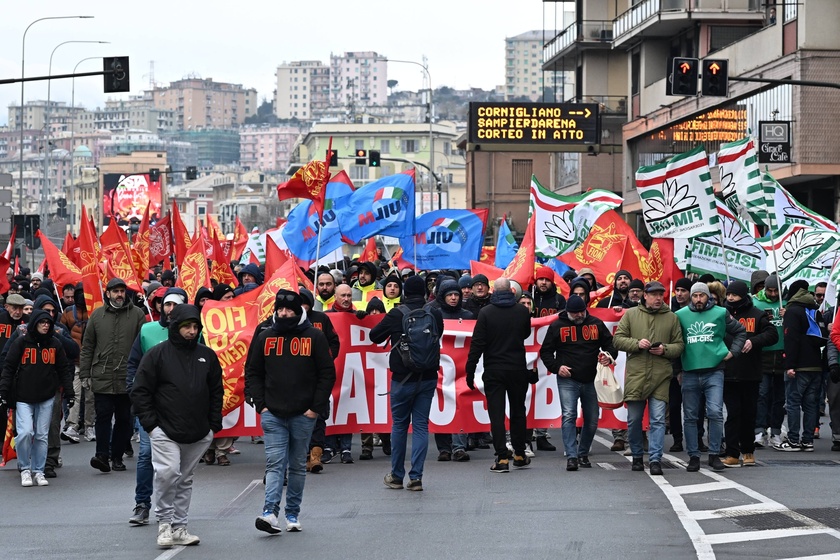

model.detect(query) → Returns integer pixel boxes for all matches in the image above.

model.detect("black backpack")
[396,305,441,373]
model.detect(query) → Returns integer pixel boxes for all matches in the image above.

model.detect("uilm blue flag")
[399,208,488,270]
[336,169,416,245]
[494,215,519,269]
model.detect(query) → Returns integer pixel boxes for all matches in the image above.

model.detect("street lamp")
[68,56,101,229]
[42,41,108,238]
[386,58,434,211]
[18,15,93,221]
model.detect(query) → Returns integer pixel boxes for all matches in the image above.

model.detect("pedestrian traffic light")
[186,166,197,180]
[355,149,367,165]
[103,56,130,93]
[701,59,729,97]
[149,168,160,182]
[672,57,699,96]
[327,149,338,166]
[368,150,381,167]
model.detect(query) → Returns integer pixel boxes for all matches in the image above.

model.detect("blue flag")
[495,217,519,269]
[336,170,416,245]
[546,257,571,278]
[282,178,354,266]
[399,209,488,270]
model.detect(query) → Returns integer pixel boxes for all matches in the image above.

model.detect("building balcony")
[613,0,764,48]
[543,20,614,67]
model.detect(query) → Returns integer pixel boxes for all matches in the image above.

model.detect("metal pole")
[70,56,100,231]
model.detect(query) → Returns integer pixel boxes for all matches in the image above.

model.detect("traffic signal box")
[327,150,338,167]
[355,149,367,165]
[368,150,381,167]
[701,59,729,97]
[672,57,699,96]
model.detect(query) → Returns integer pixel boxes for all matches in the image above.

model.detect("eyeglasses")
[276,293,298,302]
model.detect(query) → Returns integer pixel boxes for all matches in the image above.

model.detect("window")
[511,159,533,190]
[380,139,390,154]
[401,139,417,153]
[350,165,369,181]
[355,139,364,150]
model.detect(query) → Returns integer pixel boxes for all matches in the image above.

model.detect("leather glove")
[466,372,475,391]
[355,310,368,320]
[830,364,840,384]
[527,368,539,384]
[67,398,76,410]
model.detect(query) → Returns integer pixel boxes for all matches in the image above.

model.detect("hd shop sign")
[758,121,791,164]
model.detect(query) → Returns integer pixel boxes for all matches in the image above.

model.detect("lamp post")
[43,40,108,240]
[69,56,101,230]
[18,15,93,220]
[387,58,434,211]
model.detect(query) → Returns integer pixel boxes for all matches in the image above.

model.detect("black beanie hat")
[471,274,489,288]
[675,277,693,291]
[404,275,426,298]
[725,280,749,300]
[628,279,645,291]
[274,289,303,315]
[298,287,315,309]
[788,280,810,299]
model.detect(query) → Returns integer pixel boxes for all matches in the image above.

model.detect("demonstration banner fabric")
[335,169,416,244]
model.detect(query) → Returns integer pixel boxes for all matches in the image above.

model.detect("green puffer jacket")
[79,302,147,394]
[613,303,685,402]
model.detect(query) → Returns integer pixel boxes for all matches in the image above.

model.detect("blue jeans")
[682,370,724,457]
[390,378,436,481]
[785,370,821,444]
[15,399,54,474]
[627,398,667,462]
[261,411,317,517]
[135,425,153,507]
[556,377,599,459]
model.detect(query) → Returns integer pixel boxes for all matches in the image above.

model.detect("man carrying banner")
[676,283,746,472]
[246,290,335,534]
[613,281,684,475]
[466,277,532,473]
[539,295,617,471]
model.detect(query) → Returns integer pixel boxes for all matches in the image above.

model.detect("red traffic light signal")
[355,149,367,165]
[701,59,729,97]
[327,149,338,166]
[671,57,699,96]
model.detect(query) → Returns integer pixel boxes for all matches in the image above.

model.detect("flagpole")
[717,221,731,283]
[763,169,784,317]
[314,213,324,272]
[53,282,64,315]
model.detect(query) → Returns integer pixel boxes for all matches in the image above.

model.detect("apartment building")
[274,61,331,120]
[151,78,258,130]
[240,125,307,173]
[505,30,562,101]
[329,52,389,109]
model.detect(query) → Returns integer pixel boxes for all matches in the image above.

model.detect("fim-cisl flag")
[636,146,719,238]
[759,225,840,285]
[529,175,622,258]
[758,172,838,231]
[399,209,488,270]
[718,137,763,223]
[685,200,767,283]
[337,169,416,245]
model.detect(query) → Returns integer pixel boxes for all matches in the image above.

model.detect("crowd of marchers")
[0,259,836,548]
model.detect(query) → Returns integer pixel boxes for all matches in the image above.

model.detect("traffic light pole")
[0,68,119,85]
[729,76,840,90]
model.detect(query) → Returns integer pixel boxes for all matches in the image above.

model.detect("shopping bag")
[594,355,623,409]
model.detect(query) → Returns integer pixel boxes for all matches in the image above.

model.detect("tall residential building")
[504,30,560,101]
[167,129,240,166]
[91,99,175,133]
[240,125,307,172]
[274,61,331,120]
[329,52,388,109]
[8,101,87,133]
[150,78,258,130]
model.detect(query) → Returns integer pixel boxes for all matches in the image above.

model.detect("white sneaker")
[131,432,140,443]
[505,441,514,454]
[171,526,200,545]
[61,425,80,443]
[525,445,536,459]
[255,512,283,534]
[33,473,49,486]
[84,427,96,442]
[20,470,33,487]
[157,523,174,547]
[770,434,783,449]
[285,513,302,532]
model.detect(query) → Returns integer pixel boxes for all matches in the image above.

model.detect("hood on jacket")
[26,308,55,342]
[569,277,592,303]
[33,294,57,311]
[237,263,264,286]
[168,304,203,347]
[357,262,378,287]
[212,283,235,301]
[382,273,402,299]
[787,286,817,309]
[159,287,189,326]
[436,279,463,311]
[750,270,769,293]
[490,289,517,308]
[194,286,213,306]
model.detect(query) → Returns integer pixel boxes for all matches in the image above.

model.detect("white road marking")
[673,480,741,495]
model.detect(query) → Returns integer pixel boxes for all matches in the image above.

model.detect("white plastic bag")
[594,354,623,409]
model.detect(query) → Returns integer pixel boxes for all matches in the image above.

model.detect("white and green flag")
[529,175,623,258]
[718,137,763,223]
[685,200,767,283]
[636,146,719,238]
[759,225,840,285]
[757,173,838,231]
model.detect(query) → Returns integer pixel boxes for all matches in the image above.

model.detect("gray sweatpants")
[150,427,212,526]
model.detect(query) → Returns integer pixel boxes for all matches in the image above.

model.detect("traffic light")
[327,149,338,166]
[355,149,367,165]
[368,150,381,167]
[15,214,40,249]
[701,59,729,97]
[149,168,160,182]
[672,57,699,96]
[56,198,67,219]
[103,56,130,93]
[186,166,198,180]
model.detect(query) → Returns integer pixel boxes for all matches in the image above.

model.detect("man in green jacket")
[79,278,147,473]
[613,281,684,475]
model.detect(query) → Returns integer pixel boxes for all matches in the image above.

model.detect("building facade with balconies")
[151,78,258,130]
[329,52,389,111]
[274,61,331,120]
[240,125,307,173]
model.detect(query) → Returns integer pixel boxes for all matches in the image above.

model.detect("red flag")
[232,217,248,262]
[148,215,172,267]
[132,205,151,282]
[210,229,237,287]
[199,224,214,259]
[276,156,330,220]
[361,237,378,263]
[100,225,143,294]
[78,206,104,312]
[1,410,16,467]
[0,226,16,295]
[207,214,225,242]
[37,230,82,288]
[502,212,536,288]
[176,229,211,303]
[479,246,497,264]
[265,233,289,272]
[171,201,192,268]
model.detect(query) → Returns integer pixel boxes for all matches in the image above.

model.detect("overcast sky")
[0,1,571,125]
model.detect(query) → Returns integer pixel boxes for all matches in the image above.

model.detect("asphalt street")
[2,428,840,560]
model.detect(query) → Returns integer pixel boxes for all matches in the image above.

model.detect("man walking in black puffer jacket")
[466,277,532,473]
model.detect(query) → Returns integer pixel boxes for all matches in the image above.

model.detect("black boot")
[535,436,556,451]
